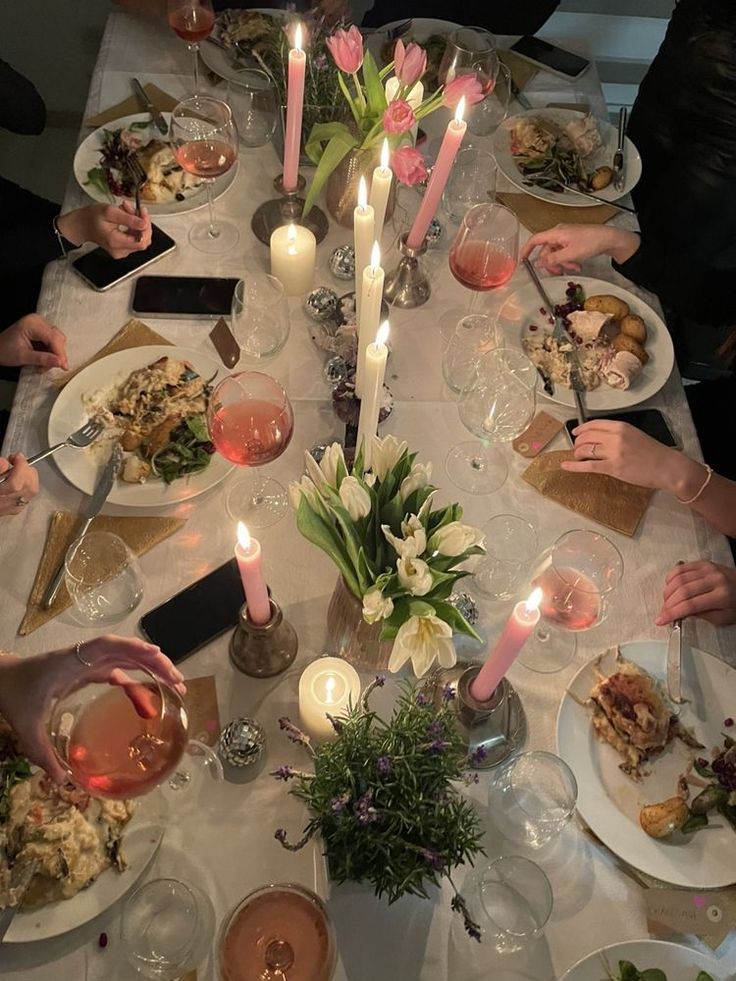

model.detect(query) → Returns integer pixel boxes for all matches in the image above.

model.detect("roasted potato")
[590,166,613,190]
[613,332,649,364]
[640,797,689,838]
[584,294,630,321]
[620,314,647,344]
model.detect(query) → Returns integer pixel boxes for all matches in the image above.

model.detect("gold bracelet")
[676,463,713,505]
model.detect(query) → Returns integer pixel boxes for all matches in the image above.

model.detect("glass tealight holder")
[64,531,143,625]
[488,751,578,848]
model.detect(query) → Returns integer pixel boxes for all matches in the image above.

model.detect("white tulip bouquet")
[290,436,485,677]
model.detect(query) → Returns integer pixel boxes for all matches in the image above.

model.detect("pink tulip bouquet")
[303,26,483,215]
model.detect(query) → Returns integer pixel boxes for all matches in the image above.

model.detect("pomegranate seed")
[725,718,734,727]
[99,932,108,949]
[539,307,547,316]
[529,324,539,332]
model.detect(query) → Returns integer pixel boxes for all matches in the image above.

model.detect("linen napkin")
[85,84,179,128]
[58,318,172,388]
[521,450,653,537]
[19,511,186,635]
[497,191,618,234]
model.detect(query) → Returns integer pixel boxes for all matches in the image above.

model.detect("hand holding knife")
[666,559,686,704]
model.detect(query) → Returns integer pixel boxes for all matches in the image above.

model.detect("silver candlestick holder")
[230,596,298,678]
[251,173,329,246]
[383,232,431,308]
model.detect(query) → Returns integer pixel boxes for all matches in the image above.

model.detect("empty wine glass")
[438,26,499,95]
[442,314,499,395]
[467,61,512,137]
[232,275,291,363]
[489,751,578,848]
[167,0,215,94]
[170,95,239,254]
[64,531,143,625]
[449,203,519,312]
[443,147,497,223]
[207,372,295,529]
[473,514,538,601]
[446,348,537,494]
[227,68,279,148]
[518,529,624,673]
[465,856,553,954]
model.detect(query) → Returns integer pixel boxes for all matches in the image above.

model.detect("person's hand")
[57,202,152,258]
[0,454,39,515]
[520,223,640,275]
[656,561,736,627]
[561,420,683,488]
[0,636,186,783]
[0,313,68,370]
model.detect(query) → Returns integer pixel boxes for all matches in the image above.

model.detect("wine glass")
[473,514,538,601]
[442,147,497,223]
[227,68,279,148]
[438,26,499,95]
[232,275,291,363]
[207,372,295,529]
[518,529,624,673]
[449,203,519,312]
[441,313,499,395]
[446,348,537,494]
[467,61,512,137]
[167,0,215,94]
[170,96,239,254]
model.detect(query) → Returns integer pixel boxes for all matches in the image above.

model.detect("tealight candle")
[356,320,389,470]
[298,657,362,740]
[235,522,271,626]
[470,588,543,702]
[369,139,393,235]
[270,222,316,296]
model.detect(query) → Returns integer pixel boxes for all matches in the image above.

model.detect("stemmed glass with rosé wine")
[167,0,215,94]
[170,95,239,254]
[518,529,624,673]
[438,27,499,97]
[449,203,519,312]
[207,371,295,529]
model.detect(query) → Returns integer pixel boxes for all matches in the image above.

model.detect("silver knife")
[0,859,38,942]
[666,559,686,704]
[131,78,168,135]
[42,445,122,609]
[522,259,587,425]
[612,106,628,192]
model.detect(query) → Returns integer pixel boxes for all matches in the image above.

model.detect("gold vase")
[325,576,393,671]
[325,146,397,229]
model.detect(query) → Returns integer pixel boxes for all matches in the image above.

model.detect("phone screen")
[139,559,245,662]
[564,410,678,448]
[132,275,239,316]
[511,36,590,78]
[72,225,176,291]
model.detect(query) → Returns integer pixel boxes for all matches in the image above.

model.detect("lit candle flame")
[370,240,381,271]
[294,22,303,52]
[525,586,543,614]
[237,521,251,550]
[455,96,466,124]
[380,138,390,171]
[358,175,368,210]
[375,320,390,347]
[287,223,298,255]
[324,675,336,705]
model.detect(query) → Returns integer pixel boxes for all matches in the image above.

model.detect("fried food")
[620,314,648,344]
[590,165,613,190]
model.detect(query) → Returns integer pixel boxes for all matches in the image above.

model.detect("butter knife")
[0,859,38,942]
[666,558,686,704]
[612,107,628,192]
[522,259,587,425]
[42,444,122,609]
[131,78,168,135]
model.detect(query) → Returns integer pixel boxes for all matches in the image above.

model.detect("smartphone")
[564,409,678,448]
[139,558,245,663]
[510,36,590,80]
[72,224,176,291]
[131,275,239,318]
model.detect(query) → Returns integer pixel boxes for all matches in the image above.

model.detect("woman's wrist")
[604,229,641,265]
[661,453,710,502]
[55,210,87,248]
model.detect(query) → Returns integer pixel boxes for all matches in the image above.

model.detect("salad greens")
[0,755,32,824]
[149,414,215,485]
[607,962,714,981]
[686,730,736,835]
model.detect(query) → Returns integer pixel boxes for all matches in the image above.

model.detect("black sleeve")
[0,59,46,135]
[362,0,560,32]
[0,178,65,275]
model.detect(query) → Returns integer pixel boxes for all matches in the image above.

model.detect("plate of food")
[499,276,675,411]
[199,7,285,85]
[493,108,642,206]
[48,346,233,508]
[557,641,736,889]
[558,939,725,981]
[74,113,238,215]
[0,721,166,942]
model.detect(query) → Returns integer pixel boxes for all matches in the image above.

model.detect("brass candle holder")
[383,233,431,308]
[251,173,329,246]
[230,596,298,678]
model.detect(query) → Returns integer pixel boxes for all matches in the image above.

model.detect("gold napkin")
[521,450,653,537]
[498,49,538,92]
[20,511,186,635]
[59,318,172,388]
[85,84,179,128]
[497,191,618,234]
[182,676,221,747]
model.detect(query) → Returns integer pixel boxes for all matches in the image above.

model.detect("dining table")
[1,10,735,981]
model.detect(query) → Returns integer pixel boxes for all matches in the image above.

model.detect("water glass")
[474,514,538,601]
[123,878,215,980]
[443,147,497,223]
[232,274,291,362]
[227,68,278,148]
[466,856,553,953]
[442,314,499,395]
[489,751,578,848]
[64,531,143,624]
[467,62,512,137]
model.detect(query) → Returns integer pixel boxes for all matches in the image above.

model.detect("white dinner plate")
[493,107,642,206]
[48,345,233,508]
[5,790,167,943]
[74,113,238,216]
[200,8,284,85]
[557,640,736,890]
[499,275,675,411]
[558,939,726,981]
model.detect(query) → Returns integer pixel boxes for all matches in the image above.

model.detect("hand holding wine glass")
[449,203,519,311]
[167,0,215,93]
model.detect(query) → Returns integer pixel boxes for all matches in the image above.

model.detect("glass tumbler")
[227,68,278,148]
[64,531,143,624]
[443,147,497,223]
[232,274,291,363]
[442,314,499,395]
[466,856,553,953]
[489,751,578,848]
[473,514,537,601]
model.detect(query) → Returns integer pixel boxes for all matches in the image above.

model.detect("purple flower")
[427,720,443,738]
[374,675,386,688]
[441,683,456,702]
[416,691,430,707]
[469,745,487,767]
[278,716,311,748]
[451,893,482,943]
[326,713,344,734]
[329,792,351,815]
[314,53,328,70]
[274,828,288,844]
[377,756,392,776]
[429,738,448,755]
[354,791,380,825]
[271,765,298,782]
[420,848,444,872]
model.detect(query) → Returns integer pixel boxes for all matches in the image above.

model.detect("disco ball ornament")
[218,717,266,768]
[329,244,355,280]
[304,286,338,322]
[426,217,443,247]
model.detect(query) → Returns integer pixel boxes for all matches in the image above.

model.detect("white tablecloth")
[1,13,735,980]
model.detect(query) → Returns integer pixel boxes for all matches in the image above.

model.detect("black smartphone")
[71,224,176,291]
[139,558,245,663]
[564,409,678,448]
[131,275,239,318]
[510,36,590,80]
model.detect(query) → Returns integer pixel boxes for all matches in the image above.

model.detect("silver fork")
[128,154,147,242]
[0,419,104,484]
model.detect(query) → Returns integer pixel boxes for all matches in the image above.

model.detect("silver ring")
[15,496,29,507]
[75,641,93,667]
[589,442,599,460]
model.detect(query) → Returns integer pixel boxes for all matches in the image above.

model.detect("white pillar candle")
[356,320,389,470]
[355,242,383,400]
[270,222,316,296]
[369,139,393,237]
[353,175,375,355]
[298,656,362,741]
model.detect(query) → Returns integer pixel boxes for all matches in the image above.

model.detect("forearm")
[601,227,641,265]
[659,453,736,537]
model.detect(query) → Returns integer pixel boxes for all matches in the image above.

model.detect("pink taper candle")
[407,97,467,250]
[470,588,543,702]
[283,22,306,193]
[235,522,271,625]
